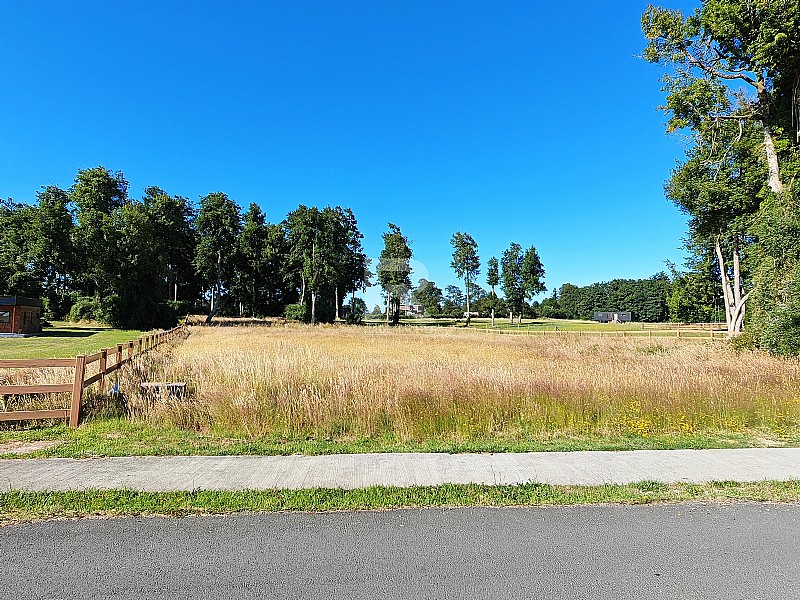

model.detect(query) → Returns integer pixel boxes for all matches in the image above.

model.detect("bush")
[346,297,367,325]
[69,296,102,322]
[284,302,308,322]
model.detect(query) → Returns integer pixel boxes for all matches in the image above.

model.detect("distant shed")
[0,296,43,336]
[593,311,632,323]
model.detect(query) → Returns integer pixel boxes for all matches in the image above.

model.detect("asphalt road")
[3,503,800,600]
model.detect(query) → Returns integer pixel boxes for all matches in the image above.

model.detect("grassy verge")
[0,419,796,458]
[2,480,799,523]
[0,322,143,359]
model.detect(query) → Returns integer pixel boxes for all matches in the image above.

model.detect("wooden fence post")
[70,355,87,428]
[127,341,134,361]
[99,349,108,391]
[117,344,123,367]
[136,338,142,355]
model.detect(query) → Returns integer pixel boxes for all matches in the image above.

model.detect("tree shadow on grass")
[35,328,105,338]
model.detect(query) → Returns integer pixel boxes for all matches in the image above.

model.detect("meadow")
[3,323,800,456]
[118,324,799,445]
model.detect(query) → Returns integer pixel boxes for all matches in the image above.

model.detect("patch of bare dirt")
[0,440,62,455]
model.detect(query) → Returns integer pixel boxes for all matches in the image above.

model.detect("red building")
[0,297,43,335]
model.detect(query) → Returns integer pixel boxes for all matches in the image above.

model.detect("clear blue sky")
[1,1,695,309]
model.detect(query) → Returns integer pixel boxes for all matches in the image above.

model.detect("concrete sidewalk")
[1,448,799,491]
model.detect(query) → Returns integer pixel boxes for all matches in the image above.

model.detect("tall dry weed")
[121,325,800,440]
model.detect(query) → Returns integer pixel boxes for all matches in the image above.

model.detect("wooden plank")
[105,362,120,374]
[85,352,103,364]
[0,384,72,394]
[83,372,103,386]
[0,359,75,368]
[70,355,86,428]
[0,409,70,422]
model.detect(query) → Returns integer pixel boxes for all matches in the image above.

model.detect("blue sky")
[1,1,696,309]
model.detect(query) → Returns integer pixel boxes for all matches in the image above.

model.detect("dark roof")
[0,296,43,308]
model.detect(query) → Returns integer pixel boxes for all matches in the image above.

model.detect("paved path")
[1,447,799,491]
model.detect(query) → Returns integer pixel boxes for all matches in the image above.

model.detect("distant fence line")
[474,326,724,339]
[0,325,187,427]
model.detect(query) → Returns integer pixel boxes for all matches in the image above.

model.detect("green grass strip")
[2,480,800,523]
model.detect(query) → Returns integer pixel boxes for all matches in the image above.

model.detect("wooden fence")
[0,325,186,427]
[476,326,725,339]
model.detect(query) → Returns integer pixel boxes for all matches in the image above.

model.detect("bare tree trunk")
[763,124,784,194]
[465,276,471,327]
[335,288,340,321]
[715,235,750,337]
[386,292,391,323]
[509,310,513,324]
[206,249,224,324]
[206,284,220,324]
[491,307,495,328]
[300,277,306,305]
[311,290,317,325]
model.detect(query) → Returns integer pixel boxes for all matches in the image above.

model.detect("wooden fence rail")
[0,325,186,427]
[476,326,724,340]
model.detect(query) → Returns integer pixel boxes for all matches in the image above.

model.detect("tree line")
[0,167,370,328]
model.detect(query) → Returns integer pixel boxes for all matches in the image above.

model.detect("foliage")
[643,0,800,346]
[450,231,480,323]
[556,274,671,322]
[346,297,367,324]
[284,303,309,322]
[377,223,412,325]
[411,278,444,316]
[500,243,546,319]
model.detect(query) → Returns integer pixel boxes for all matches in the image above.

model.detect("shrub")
[284,302,308,322]
[69,296,102,322]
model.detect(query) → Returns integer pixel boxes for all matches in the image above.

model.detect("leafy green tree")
[31,186,75,317]
[70,167,128,299]
[643,1,800,340]
[377,223,412,325]
[642,0,800,195]
[486,256,499,326]
[521,247,546,308]
[236,203,270,317]
[104,200,177,328]
[411,278,444,316]
[442,284,465,318]
[195,192,242,323]
[450,232,480,326]
[142,187,198,306]
[332,207,370,320]
[0,199,40,297]
[501,243,525,323]
[501,243,545,322]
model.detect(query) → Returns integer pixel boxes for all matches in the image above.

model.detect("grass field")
[0,322,143,359]
[2,323,799,457]
[117,325,800,444]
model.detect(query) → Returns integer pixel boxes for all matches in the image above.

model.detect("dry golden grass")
[113,324,800,441]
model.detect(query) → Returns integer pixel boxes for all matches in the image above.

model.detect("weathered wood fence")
[0,325,186,427]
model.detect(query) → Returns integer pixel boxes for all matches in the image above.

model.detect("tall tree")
[70,166,128,299]
[195,192,242,323]
[411,278,444,316]
[377,223,412,325]
[486,256,499,327]
[450,232,480,326]
[642,0,800,195]
[643,1,800,338]
[30,186,75,317]
[501,243,546,323]
[521,247,546,312]
[142,187,198,305]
